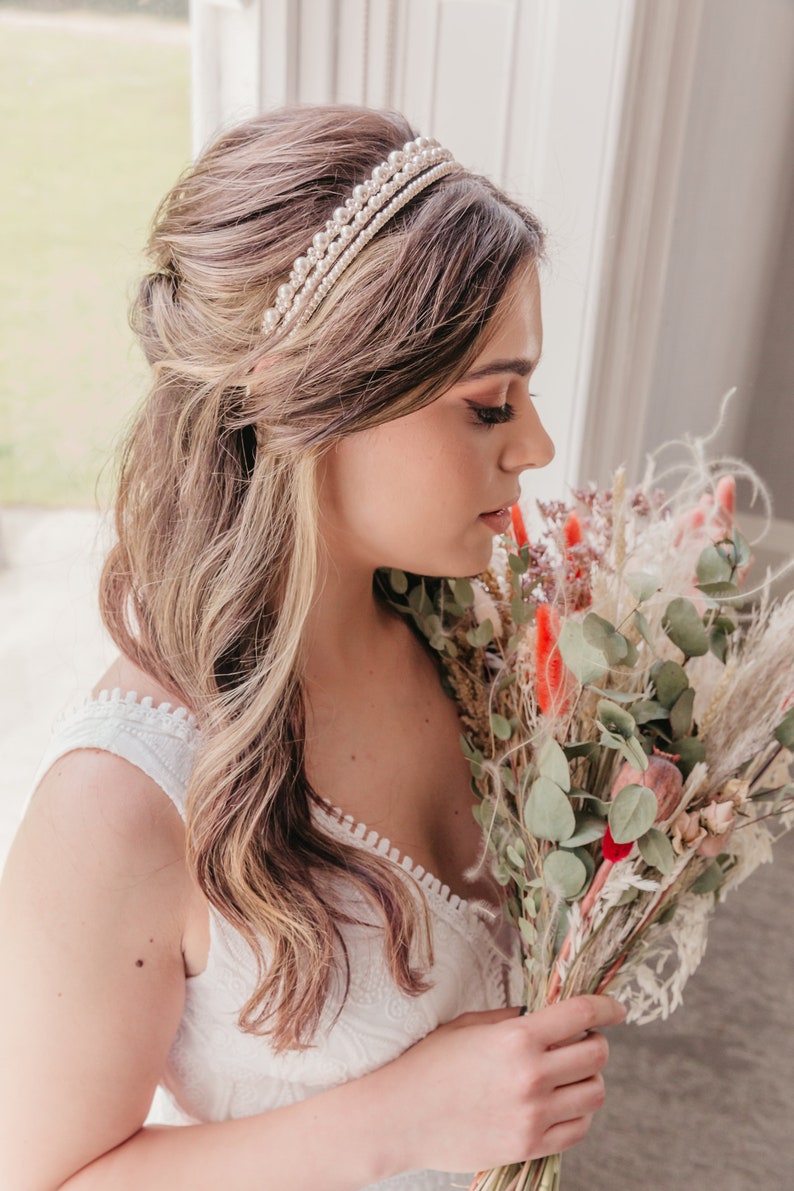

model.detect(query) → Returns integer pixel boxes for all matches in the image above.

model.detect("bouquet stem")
[469,1153,561,1191]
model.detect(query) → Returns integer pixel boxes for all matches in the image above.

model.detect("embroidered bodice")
[25,689,524,1190]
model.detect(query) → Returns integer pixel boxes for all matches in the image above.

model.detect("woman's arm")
[0,749,621,1191]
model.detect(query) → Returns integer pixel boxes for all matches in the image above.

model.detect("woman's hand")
[375,994,626,1175]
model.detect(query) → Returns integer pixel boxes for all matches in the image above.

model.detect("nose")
[499,396,555,473]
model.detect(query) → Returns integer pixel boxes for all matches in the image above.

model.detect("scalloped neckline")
[87,690,501,922]
[313,796,502,920]
[90,686,199,727]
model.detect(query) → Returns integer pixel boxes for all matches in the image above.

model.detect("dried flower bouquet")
[381,452,794,1191]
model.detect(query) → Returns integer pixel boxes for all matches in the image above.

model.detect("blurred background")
[1,2,793,1187]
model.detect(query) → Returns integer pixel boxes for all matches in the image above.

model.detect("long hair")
[100,105,545,1051]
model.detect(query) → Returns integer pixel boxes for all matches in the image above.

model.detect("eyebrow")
[461,356,538,382]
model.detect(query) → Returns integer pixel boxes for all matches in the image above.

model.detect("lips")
[479,505,513,533]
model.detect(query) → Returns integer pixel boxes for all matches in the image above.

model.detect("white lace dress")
[26,689,524,1191]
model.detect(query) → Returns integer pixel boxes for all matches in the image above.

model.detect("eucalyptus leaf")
[670,736,706,776]
[559,814,606,848]
[638,826,675,874]
[631,699,670,725]
[389,568,408,594]
[582,612,617,647]
[543,849,587,899]
[408,584,434,618]
[490,712,513,741]
[696,544,733,586]
[443,600,466,618]
[626,571,661,603]
[603,631,629,666]
[602,730,649,771]
[453,578,475,608]
[731,529,752,569]
[558,621,608,684]
[575,792,611,816]
[634,609,654,647]
[511,596,534,624]
[501,766,517,796]
[609,783,658,843]
[509,553,529,574]
[696,580,743,604]
[571,845,596,892]
[662,597,709,657]
[709,629,728,663]
[774,706,794,750]
[563,742,600,760]
[620,734,650,770]
[466,619,494,648]
[691,861,725,895]
[597,699,637,738]
[669,687,696,739]
[616,886,639,905]
[524,776,577,841]
[621,639,640,668]
[537,736,571,792]
[652,660,690,709]
[506,844,526,870]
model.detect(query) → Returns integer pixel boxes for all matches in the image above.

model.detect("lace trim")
[313,798,513,959]
[86,687,199,732]
[78,692,512,959]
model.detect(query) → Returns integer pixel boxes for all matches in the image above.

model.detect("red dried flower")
[511,503,529,548]
[536,603,567,716]
[563,511,582,549]
[602,825,633,862]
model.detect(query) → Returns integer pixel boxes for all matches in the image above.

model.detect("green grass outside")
[0,15,190,506]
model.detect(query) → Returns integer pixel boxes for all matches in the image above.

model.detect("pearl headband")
[260,135,457,340]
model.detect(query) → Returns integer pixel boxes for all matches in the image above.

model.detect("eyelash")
[470,393,538,429]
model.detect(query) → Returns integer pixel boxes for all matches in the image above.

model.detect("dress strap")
[21,688,200,824]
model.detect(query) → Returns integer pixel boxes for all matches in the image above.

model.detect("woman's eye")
[470,402,517,428]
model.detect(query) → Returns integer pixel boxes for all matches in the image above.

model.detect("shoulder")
[0,748,192,1190]
[25,745,187,888]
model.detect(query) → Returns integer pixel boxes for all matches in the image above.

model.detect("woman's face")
[318,266,554,579]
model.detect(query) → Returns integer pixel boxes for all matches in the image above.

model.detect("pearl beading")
[260,136,457,339]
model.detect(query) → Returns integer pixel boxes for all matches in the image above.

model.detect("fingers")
[549,1072,606,1123]
[545,1028,609,1083]
[522,995,626,1050]
[542,1112,595,1155]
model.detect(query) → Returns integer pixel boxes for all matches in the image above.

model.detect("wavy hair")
[99,105,545,1051]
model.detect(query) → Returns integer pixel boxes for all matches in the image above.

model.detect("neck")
[302,551,403,686]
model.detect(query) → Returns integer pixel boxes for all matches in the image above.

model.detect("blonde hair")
[100,105,545,1051]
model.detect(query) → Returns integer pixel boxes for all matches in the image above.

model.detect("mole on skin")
[135,959,144,968]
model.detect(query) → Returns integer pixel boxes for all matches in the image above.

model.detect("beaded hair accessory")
[260,135,457,340]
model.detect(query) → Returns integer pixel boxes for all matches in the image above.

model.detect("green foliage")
[543,849,587,899]
[662,597,709,657]
[558,621,608,684]
[536,737,571,791]
[608,783,658,843]
[651,660,690,709]
[524,777,576,842]
[638,827,675,874]
[626,572,661,603]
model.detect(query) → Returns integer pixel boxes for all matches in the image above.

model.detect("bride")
[0,104,624,1190]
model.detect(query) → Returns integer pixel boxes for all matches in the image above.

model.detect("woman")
[0,105,625,1190]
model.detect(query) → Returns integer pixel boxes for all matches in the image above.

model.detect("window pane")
[0,0,190,506]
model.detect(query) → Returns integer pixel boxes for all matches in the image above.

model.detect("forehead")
[468,267,543,372]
